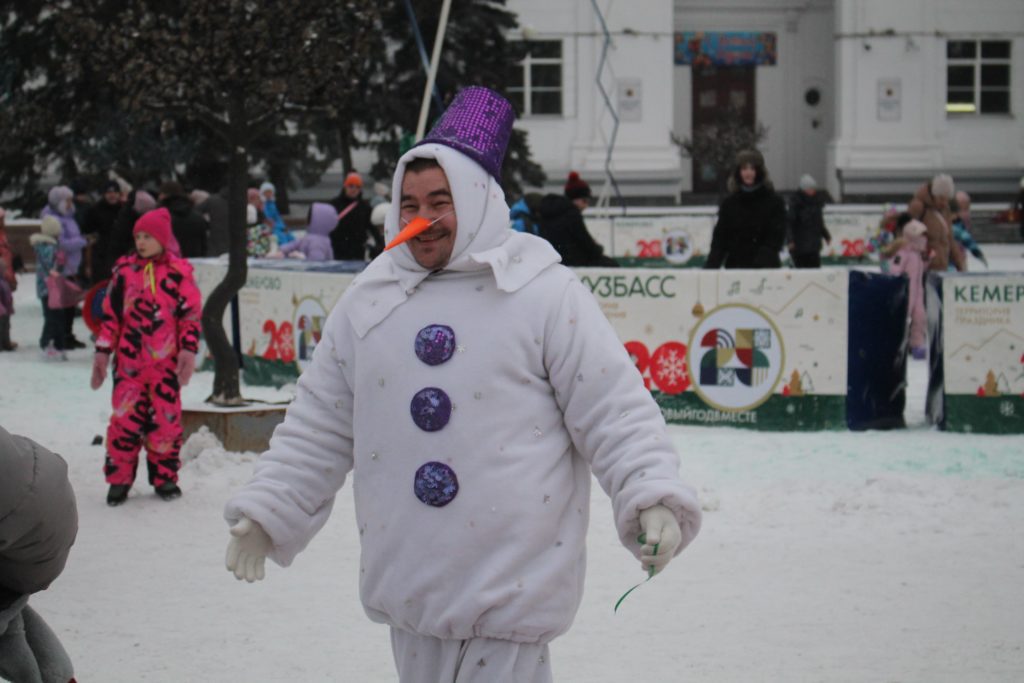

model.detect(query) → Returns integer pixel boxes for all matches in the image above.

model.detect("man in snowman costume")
[225,87,701,682]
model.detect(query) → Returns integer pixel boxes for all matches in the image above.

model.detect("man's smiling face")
[399,165,458,270]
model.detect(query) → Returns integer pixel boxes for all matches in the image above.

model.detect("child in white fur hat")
[30,216,67,360]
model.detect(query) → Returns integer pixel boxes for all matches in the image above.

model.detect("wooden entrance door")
[691,66,756,193]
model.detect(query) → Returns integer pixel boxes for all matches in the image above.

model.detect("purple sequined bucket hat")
[414,86,515,183]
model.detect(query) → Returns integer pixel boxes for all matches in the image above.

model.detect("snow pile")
[179,425,224,464]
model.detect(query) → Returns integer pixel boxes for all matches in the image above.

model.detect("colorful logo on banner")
[674,32,777,67]
[662,230,694,265]
[293,296,328,371]
[688,304,784,411]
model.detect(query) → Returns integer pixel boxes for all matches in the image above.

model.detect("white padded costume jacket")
[225,144,702,645]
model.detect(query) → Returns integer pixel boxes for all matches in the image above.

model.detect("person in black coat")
[81,179,125,283]
[537,172,617,267]
[704,149,786,269]
[158,180,209,258]
[108,189,158,264]
[193,188,230,257]
[329,172,381,261]
[786,174,831,268]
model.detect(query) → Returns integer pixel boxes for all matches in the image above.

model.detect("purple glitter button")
[414,461,459,507]
[414,324,456,366]
[410,387,452,432]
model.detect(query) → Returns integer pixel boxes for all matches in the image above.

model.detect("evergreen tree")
[0,0,546,403]
[53,0,381,404]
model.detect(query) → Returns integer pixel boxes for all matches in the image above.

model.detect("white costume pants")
[390,628,553,683]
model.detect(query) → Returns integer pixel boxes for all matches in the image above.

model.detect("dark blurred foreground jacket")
[0,424,78,682]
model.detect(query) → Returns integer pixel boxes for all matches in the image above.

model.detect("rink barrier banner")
[191,259,359,388]
[193,260,859,430]
[846,271,909,430]
[606,214,713,268]
[583,209,888,268]
[935,272,1024,434]
[579,268,849,430]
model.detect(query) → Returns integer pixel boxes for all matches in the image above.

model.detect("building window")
[946,40,1011,114]
[508,41,563,116]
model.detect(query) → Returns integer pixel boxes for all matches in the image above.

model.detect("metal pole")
[589,0,625,213]
[402,0,445,116]
[415,0,453,141]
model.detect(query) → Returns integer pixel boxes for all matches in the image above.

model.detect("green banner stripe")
[654,392,846,431]
[944,395,1024,434]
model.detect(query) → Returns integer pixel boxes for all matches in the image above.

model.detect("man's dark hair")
[405,157,442,174]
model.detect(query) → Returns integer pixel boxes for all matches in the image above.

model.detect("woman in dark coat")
[704,149,786,269]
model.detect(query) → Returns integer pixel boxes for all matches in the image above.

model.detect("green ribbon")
[614,535,659,613]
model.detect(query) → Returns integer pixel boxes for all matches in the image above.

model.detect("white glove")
[638,505,683,576]
[225,517,272,583]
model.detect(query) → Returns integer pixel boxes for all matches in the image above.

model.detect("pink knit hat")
[134,208,181,256]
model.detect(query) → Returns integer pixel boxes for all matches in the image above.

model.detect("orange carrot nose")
[385,216,432,251]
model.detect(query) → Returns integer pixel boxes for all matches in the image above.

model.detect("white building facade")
[505,0,1024,202]
[828,0,1024,199]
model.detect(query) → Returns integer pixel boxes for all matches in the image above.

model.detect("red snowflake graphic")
[650,342,690,395]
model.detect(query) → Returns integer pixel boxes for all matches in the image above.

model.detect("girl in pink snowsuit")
[887,219,931,360]
[90,208,202,506]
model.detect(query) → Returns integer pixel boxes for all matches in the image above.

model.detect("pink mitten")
[177,350,197,386]
[91,352,110,390]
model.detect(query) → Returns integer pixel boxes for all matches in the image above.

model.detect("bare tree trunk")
[201,143,249,405]
[340,125,354,173]
[268,161,290,216]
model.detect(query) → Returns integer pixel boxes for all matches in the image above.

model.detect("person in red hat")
[536,171,618,266]
[329,171,382,260]
[89,208,201,506]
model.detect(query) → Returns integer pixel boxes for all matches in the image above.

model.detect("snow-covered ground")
[2,247,1023,682]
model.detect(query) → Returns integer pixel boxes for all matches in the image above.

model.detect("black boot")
[155,481,182,501]
[107,484,130,506]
